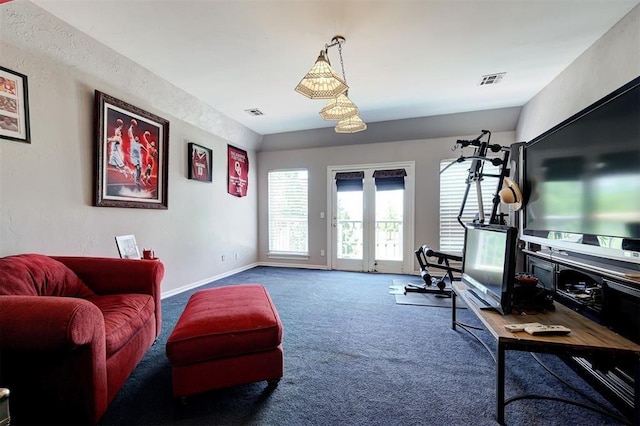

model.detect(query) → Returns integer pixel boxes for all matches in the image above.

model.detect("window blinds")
[439,159,500,254]
[268,169,309,254]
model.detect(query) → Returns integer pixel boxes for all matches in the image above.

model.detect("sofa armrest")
[0,295,105,351]
[0,295,108,424]
[52,256,164,337]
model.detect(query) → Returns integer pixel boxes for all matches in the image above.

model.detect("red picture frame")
[188,142,213,182]
[94,91,169,209]
[227,144,248,197]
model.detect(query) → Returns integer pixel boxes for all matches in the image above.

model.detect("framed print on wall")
[94,90,169,209]
[187,142,213,182]
[0,66,30,143]
[227,144,248,197]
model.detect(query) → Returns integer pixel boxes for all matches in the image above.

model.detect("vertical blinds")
[439,159,500,254]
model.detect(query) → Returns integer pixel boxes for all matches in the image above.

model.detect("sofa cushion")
[0,254,95,298]
[89,293,156,356]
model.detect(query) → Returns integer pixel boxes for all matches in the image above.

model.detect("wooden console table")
[451,281,640,425]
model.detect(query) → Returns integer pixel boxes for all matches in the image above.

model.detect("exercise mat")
[390,279,466,308]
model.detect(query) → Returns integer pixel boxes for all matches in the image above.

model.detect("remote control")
[524,324,571,335]
[504,322,543,332]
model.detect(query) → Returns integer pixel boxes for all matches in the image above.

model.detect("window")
[439,159,500,254]
[268,169,309,256]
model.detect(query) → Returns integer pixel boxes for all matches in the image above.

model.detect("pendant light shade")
[335,115,367,133]
[319,93,359,121]
[294,50,349,99]
[295,35,367,133]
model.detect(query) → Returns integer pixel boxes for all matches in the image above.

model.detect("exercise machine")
[408,130,511,295]
[442,129,511,228]
[407,245,462,296]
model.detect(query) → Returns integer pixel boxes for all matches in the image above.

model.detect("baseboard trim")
[161,262,416,299]
[161,262,259,299]
[257,261,329,270]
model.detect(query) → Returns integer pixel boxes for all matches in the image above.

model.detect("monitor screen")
[522,76,640,265]
[462,224,517,314]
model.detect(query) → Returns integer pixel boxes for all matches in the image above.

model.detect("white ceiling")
[32,0,639,137]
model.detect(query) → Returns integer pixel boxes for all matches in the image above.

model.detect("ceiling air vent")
[244,108,264,116]
[478,72,506,86]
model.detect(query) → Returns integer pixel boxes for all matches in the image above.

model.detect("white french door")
[328,162,414,273]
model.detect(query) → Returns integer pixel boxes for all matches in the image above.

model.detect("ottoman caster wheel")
[266,379,280,389]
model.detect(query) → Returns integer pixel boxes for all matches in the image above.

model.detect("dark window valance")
[373,168,407,191]
[335,171,364,192]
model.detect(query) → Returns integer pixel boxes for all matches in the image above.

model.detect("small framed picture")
[188,142,213,182]
[94,90,169,209]
[115,234,141,259]
[0,66,30,143]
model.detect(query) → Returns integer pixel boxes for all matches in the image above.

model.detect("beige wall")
[517,4,640,141]
[1,2,637,291]
[257,132,517,269]
[0,2,260,296]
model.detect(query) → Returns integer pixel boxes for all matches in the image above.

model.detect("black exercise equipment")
[408,245,463,296]
[410,130,512,295]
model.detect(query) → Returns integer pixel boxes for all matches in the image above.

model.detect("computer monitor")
[461,224,518,314]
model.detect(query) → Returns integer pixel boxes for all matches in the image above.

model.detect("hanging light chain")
[338,41,347,86]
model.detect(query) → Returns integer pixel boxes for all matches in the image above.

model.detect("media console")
[524,248,640,419]
[451,280,640,425]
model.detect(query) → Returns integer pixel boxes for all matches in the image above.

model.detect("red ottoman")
[165,284,283,398]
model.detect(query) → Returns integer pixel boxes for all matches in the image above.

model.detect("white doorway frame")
[326,161,415,273]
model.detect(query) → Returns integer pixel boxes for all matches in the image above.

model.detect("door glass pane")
[337,190,363,260]
[375,189,403,260]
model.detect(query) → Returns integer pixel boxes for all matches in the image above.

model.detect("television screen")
[461,224,517,314]
[523,77,640,264]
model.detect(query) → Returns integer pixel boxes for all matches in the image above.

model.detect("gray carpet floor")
[99,267,627,426]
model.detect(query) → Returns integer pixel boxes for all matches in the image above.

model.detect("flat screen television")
[522,76,640,267]
[461,224,518,314]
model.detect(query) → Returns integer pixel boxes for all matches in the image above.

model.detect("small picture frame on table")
[115,234,141,259]
[0,66,30,144]
[187,142,213,182]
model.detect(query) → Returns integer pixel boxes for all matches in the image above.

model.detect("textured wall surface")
[516,4,640,142]
[1,1,263,150]
[1,1,636,289]
[0,2,259,296]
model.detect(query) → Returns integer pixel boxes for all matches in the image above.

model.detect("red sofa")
[0,254,164,425]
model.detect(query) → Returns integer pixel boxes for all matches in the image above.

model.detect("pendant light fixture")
[294,50,348,99]
[319,92,359,120]
[335,114,367,133]
[295,35,366,133]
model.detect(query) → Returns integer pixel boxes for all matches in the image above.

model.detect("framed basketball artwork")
[0,66,30,144]
[187,142,213,182]
[94,90,169,209]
